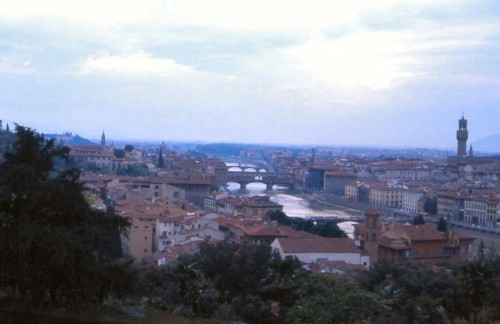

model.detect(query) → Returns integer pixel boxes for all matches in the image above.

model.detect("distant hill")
[472,134,500,154]
[45,133,97,147]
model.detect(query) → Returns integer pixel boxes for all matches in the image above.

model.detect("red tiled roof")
[398,224,447,241]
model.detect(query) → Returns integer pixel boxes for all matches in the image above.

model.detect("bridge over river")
[226,171,295,190]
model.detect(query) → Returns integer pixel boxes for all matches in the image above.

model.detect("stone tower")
[364,210,380,265]
[456,116,468,158]
[101,131,106,147]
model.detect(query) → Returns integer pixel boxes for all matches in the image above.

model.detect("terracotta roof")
[325,171,357,177]
[378,236,410,250]
[276,237,361,254]
[398,224,447,241]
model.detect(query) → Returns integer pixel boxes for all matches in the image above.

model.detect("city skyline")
[1,1,500,150]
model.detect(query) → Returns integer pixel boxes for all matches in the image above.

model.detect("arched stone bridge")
[226,171,295,190]
[227,163,268,172]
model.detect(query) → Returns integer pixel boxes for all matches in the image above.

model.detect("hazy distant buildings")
[70,132,114,170]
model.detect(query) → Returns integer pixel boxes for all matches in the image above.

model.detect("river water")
[225,163,357,237]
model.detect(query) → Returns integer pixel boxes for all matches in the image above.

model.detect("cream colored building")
[369,183,402,208]
[401,188,425,215]
[121,215,157,262]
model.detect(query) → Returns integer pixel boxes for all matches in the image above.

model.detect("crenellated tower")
[456,115,468,158]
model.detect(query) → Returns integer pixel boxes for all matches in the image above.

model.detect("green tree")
[458,258,496,323]
[413,214,425,225]
[424,196,437,215]
[116,163,152,177]
[267,210,292,226]
[266,210,346,238]
[124,144,134,152]
[0,125,130,305]
[287,275,387,323]
[437,216,447,232]
[158,148,165,168]
[114,148,125,158]
[362,261,456,323]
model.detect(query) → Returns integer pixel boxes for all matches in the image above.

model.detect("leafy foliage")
[116,163,153,177]
[267,210,346,238]
[114,148,125,158]
[0,126,15,158]
[413,214,425,225]
[0,125,131,306]
[287,275,387,323]
[130,240,500,323]
[456,246,499,323]
[135,241,306,322]
[437,216,447,232]
[423,195,437,214]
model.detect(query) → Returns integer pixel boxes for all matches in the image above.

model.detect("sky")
[1,0,499,150]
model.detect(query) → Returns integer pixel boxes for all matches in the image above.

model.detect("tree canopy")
[413,214,425,225]
[267,210,346,238]
[0,125,130,306]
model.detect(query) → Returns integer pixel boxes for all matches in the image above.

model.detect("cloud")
[80,52,193,76]
[288,31,415,90]
[0,57,35,74]
[0,0,161,26]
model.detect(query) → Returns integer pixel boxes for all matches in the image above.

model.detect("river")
[225,163,357,237]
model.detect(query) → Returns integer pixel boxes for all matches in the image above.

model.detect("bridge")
[226,163,269,172]
[226,171,294,190]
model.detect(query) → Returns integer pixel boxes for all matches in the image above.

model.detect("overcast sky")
[1,1,499,149]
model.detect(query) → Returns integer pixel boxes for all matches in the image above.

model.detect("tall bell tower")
[364,210,380,265]
[456,115,468,158]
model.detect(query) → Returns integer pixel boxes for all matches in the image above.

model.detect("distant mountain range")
[472,134,500,154]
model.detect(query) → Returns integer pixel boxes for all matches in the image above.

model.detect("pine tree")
[0,125,130,305]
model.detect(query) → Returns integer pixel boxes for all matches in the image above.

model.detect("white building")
[401,188,425,215]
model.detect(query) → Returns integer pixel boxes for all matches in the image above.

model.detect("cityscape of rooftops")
[0,1,499,322]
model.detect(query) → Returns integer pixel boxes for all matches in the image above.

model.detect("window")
[145,236,148,240]
[173,191,179,198]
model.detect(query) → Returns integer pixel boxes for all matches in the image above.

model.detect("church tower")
[456,115,468,158]
[101,131,106,147]
[364,210,380,265]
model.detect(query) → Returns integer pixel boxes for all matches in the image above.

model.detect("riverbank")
[451,225,500,253]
